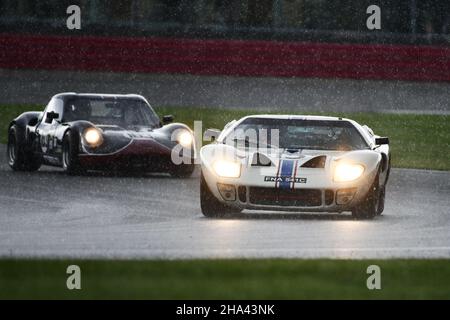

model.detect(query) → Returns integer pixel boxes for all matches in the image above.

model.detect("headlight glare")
[334,162,364,182]
[177,130,193,148]
[213,159,241,178]
[84,127,103,147]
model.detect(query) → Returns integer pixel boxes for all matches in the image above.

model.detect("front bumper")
[78,139,173,170]
[202,166,376,213]
[225,185,361,212]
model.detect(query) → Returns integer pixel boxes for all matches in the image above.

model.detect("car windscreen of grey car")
[64,98,161,129]
[226,118,369,151]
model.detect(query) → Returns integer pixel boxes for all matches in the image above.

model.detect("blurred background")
[2,0,450,44]
[0,0,449,112]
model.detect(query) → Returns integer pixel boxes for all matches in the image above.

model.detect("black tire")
[170,163,195,178]
[377,185,386,215]
[7,125,41,172]
[352,172,381,220]
[62,132,85,175]
[200,172,241,218]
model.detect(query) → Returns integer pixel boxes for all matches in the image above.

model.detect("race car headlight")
[177,130,193,148]
[213,159,241,178]
[83,127,103,148]
[334,162,364,182]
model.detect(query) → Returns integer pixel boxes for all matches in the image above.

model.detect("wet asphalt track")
[0,145,449,259]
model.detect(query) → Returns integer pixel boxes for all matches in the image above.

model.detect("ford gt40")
[200,115,390,219]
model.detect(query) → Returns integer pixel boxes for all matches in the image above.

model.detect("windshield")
[224,118,369,151]
[63,98,161,129]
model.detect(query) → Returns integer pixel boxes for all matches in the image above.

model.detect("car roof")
[241,114,351,122]
[52,92,147,101]
[240,115,368,138]
[237,115,364,136]
[218,114,373,146]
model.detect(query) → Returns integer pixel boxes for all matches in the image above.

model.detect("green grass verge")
[1,105,449,170]
[1,259,450,299]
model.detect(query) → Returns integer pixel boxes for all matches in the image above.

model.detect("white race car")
[200,115,390,219]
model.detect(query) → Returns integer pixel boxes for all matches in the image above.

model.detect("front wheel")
[200,172,241,218]
[62,132,85,175]
[352,173,382,220]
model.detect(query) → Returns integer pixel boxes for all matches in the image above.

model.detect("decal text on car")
[264,176,307,183]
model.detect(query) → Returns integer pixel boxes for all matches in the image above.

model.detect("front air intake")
[325,190,334,205]
[249,187,322,207]
[301,156,326,168]
[238,186,247,202]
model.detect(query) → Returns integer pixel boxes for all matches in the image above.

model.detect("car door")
[36,98,64,163]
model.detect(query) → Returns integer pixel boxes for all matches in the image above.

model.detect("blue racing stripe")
[279,159,295,190]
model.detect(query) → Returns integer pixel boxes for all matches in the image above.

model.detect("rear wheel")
[200,172,241,218]
[7,125,41,171]
[62,132,85,175]
[352,172,381,220]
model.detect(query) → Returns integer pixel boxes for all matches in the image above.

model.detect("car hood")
[82,125,174,155]
[230,146,349,168]
[97,125,159,139]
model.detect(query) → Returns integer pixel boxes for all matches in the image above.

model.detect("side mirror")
[204,128,221,142]
[162,115,174,125]
[45,111,60,124]
[375,137,389,145]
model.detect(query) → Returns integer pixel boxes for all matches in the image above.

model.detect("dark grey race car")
[7,93,195,177]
